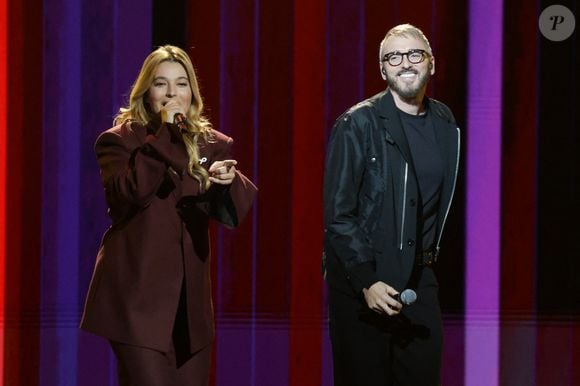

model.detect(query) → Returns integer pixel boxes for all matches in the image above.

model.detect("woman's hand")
[160,99,185,123]
[209,160,237,185]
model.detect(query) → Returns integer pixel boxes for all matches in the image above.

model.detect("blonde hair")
[379,23,433,61]
[115,45,213,189]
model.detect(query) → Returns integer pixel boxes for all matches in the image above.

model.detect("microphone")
[173,113,188,132]
[395,289,417,306]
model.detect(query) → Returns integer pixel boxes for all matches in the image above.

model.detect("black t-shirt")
[399,107,443,252]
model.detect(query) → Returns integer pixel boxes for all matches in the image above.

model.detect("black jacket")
[323,90,460,295]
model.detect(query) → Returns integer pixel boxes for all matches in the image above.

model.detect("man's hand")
[362,281,402,316]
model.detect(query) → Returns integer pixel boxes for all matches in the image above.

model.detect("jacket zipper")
[435,127,461,251]
[399,162,408,250]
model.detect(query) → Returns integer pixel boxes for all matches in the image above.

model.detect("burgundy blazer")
[80,119,257,354]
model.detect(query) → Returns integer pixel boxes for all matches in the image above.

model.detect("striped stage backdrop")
[0,0,578,385]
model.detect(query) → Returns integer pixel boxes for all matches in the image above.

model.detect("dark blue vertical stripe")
[42,0,152,384]
[41,0,81,384]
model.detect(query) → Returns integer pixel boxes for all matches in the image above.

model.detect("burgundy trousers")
[109,281,211,386]
[110,340,211,386]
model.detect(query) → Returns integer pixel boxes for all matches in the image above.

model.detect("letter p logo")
[550,15,565,30]
[539,5,576,41]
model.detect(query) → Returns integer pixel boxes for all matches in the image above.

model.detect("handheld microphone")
[173,113,188,132]
[395,289,417,306]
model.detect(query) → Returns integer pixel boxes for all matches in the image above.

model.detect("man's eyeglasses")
[382,49,430,67]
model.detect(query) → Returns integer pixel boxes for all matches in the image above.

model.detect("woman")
[81,45,257,386]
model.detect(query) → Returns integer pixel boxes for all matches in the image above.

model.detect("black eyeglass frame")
[381,49,431,67]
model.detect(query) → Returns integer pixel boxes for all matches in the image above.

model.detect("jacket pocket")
[362,154,384,198]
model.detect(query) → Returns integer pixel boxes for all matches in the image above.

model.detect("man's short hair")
[379,24,433,61]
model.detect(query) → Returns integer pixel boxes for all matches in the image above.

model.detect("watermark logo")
[539,5,576,41]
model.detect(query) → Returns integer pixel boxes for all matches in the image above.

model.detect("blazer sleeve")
[323,113,378,292]
[95,122,187,210]
[205,136,257,228]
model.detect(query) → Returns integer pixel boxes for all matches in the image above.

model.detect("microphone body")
[173,113,188,132]
[395,289,417,306]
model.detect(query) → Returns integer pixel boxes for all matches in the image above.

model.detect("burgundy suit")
[80,118,257,358]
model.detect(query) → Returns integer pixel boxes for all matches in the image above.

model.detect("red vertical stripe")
[0,0,7,378]
[289,0,325,385]
[186,3,221,383]
[500,0,538,384]
[254,3,295,382]
[501,0,537,317]
[215,0,257,317]
[4,0,24,381]
[4,0,42,384]
[254,0,294,320]
[573,325,580,385]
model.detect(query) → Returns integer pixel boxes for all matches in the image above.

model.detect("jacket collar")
[376,89,460,236]
[376,88,457,160]
[376,89,415,165]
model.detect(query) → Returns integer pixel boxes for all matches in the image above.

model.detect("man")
[323,24,460,386]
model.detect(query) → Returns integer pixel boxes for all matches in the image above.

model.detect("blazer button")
[410,198,416,207]
[407,239,415,247]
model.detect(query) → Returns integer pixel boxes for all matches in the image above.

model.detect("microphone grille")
[399,289,417,305]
